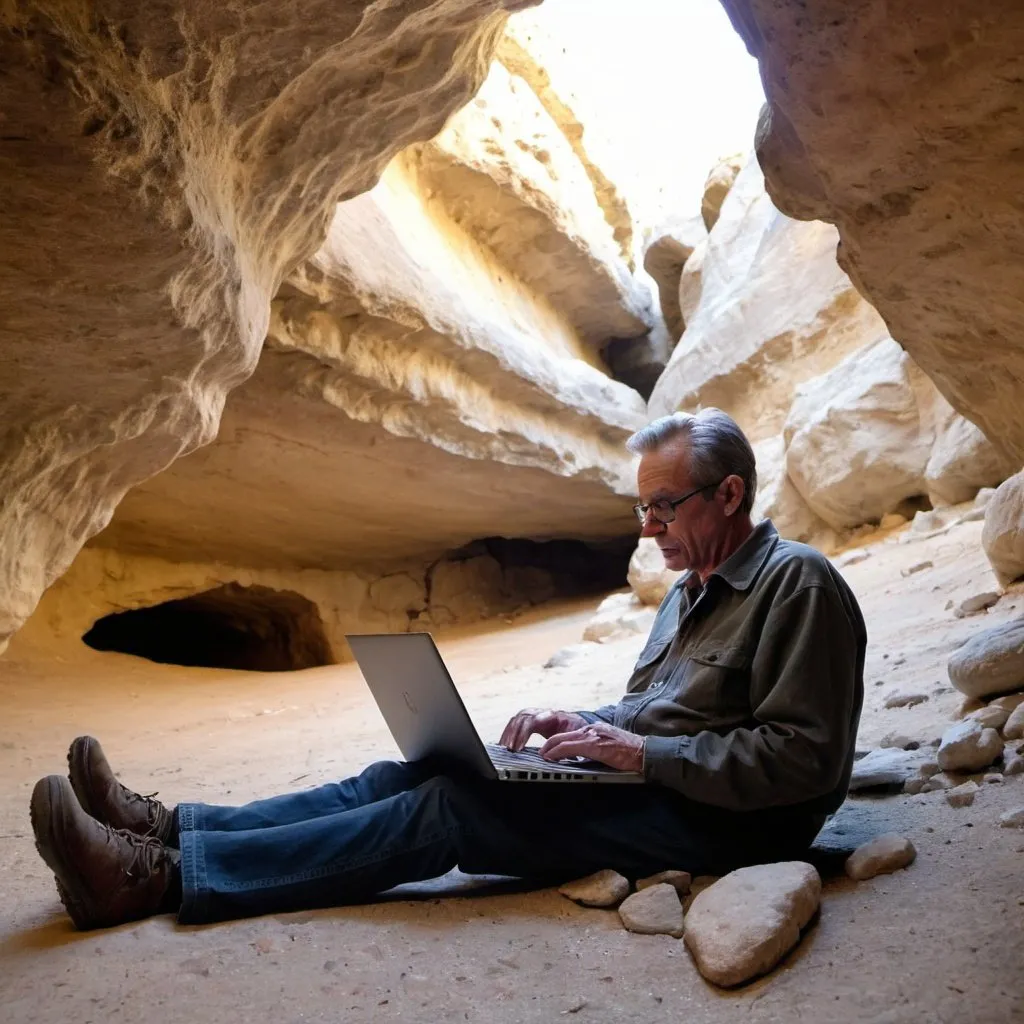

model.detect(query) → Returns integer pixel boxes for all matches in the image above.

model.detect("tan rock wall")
[0,0,529,651]
[719,0,1024,463]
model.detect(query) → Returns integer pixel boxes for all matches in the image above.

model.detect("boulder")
[849,748,937,791]
[618,883,685,938]
[635,870,691,894]
[945,781,979,808]
[948,619,1024,700]
[677,240,708,327]
[701,153,744,230]
[582,593,655,644]
[558,869,630,907]
[627,539,681,607]
[936,720,1004,773]
[643,215,708,340]
[982,471,1024,585]
[751,436,836,548]
[784,339,933,530]
[845,834,917,881]
[1004,703,1024,741]
[683,862,821,988]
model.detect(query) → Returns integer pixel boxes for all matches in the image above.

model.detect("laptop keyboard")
[485,744,618,774]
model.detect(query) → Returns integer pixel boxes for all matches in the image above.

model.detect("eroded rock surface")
[982,471,1024,586]
[0,0,533,650]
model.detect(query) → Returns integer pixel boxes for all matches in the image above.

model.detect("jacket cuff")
[641,734,691,786]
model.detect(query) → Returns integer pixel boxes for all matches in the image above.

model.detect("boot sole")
[30,776,94,930]
[67,736,101,821]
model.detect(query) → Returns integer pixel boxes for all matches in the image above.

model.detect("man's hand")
[540,722,645,773]
[500,708,590,751]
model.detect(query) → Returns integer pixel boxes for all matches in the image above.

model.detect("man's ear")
[722,475,745,516]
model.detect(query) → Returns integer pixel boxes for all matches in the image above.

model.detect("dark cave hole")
[82,583,335,672]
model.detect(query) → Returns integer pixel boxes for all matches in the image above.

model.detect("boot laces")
[101,822,167,881]
[117,782,166,836]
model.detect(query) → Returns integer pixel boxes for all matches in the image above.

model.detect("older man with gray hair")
[31,408,865,929]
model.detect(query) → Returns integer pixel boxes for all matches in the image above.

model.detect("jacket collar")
[676,519,780,594]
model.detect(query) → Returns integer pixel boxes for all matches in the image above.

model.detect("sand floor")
[2,516,1023,1023]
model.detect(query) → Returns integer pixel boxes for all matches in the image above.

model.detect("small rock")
[937,720,1004,772]
[683,863,821,988]
[880,732,920,750]
[901,560,933,577]
[543,643,594,669]
[1003,703,1024,740]
[845,834,917,881]
[954,592,1001,618]
[945,599,955,611]
[921,773,957,793]
[948,620,1024,700]
[850,747,936,790]
[582,594,656,644]
[983,773,1004,785]
[636,870,691,894]
[884,691,930,710]
[1003,749,1024,776]
[880,512,908,530]
[903,760,942,794]
[558,869,630,907]
[618,883,684,937]
[990,693,1024,712]
[945,781,979,808]
[968,705,1012,731]
[836,549,871,568]
[999,807,1024,829]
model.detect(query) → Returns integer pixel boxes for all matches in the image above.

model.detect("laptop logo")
[402,691,419,714]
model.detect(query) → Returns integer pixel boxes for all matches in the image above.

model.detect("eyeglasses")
[633,480,723,525]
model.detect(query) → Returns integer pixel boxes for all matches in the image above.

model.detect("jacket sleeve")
[578,706,617,725]
[640,582,862,811]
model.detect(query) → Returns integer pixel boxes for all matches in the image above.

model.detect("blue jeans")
[177,760,824,924]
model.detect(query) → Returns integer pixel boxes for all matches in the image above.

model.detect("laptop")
[346,632,644,784]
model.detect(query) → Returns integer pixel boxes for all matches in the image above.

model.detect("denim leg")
[176,759,432,837]
[178,771,817,924]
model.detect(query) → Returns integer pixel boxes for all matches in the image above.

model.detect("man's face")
[636,440,727,572]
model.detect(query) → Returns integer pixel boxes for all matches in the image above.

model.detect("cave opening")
[82,583,335,672]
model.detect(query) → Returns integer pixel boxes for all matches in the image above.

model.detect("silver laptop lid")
[346,632,497,779]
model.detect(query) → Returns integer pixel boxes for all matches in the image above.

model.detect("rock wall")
[719,0,1024,465]
[648,154,1015,545]
[0,0,536,652]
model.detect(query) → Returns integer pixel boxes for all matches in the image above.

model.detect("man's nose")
[639,514,666,539]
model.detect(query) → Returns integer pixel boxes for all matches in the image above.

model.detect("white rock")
[881,732,920,750]
[945,781,979,808]
[751,436,835,548]
[901,560,934,577]
[558,869,630,907]
[836,549,872,568]
[975,487,997,510]
[954,592,1001,618]
[937,720,1004,772]
[618,883,685,938]
[627,538,681,607]
[683,863,821,988]
[636,870,691,894]
[1003,703,1024,740]
[948,620,1024,699]
[998,807,1024,829]
[983,773,1004,785]
[845,834,917,881]
[543,643,594,670]
[701,153,743,230]
[581,593,655,644]
[982,470,1024,586]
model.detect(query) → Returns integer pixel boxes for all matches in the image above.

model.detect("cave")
[82,584,335,672]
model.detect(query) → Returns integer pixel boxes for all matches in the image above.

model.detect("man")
[30,408,866,930]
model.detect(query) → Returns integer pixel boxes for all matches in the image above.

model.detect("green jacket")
[583,520,866,814]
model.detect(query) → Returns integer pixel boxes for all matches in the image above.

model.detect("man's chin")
[658,547,687,572]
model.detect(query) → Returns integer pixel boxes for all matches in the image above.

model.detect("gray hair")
[626,409,757,517]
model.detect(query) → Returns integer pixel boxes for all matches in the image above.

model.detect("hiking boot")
[30,774,179,930]
[67,735,175,844]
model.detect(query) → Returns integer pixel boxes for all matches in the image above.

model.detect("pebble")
[558,869,630,907]
[937,720,1004,772]
[921,773,957,793]
[998,807,1024,829]
[947,620,1024,699]
[901,560,933,577]
[1003,703,1024,740]
[683,863,821,987]
[884,691,930,709]
[880,732,920,749]
[954,592,1001,618]
[1003,749,1024,776]
[983,773,1004,785]
[636,870,691,894]
[837,549,871,568]
[618,883,684,938]
[945,781,979,808]
[845,834,917,881]
[543,644,594,669]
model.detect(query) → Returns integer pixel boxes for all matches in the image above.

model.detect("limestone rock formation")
[701,153,744,230]
[948,619,1024,700]
[643,215,708,341]
[0,0,534,651]
[982,471,1024,585]
[719,0,1024,466]
[627,539,681,608]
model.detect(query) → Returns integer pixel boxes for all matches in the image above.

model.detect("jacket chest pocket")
[679,645,753,714]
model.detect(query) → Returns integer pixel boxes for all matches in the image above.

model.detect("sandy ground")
[2,515,1024,1023]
